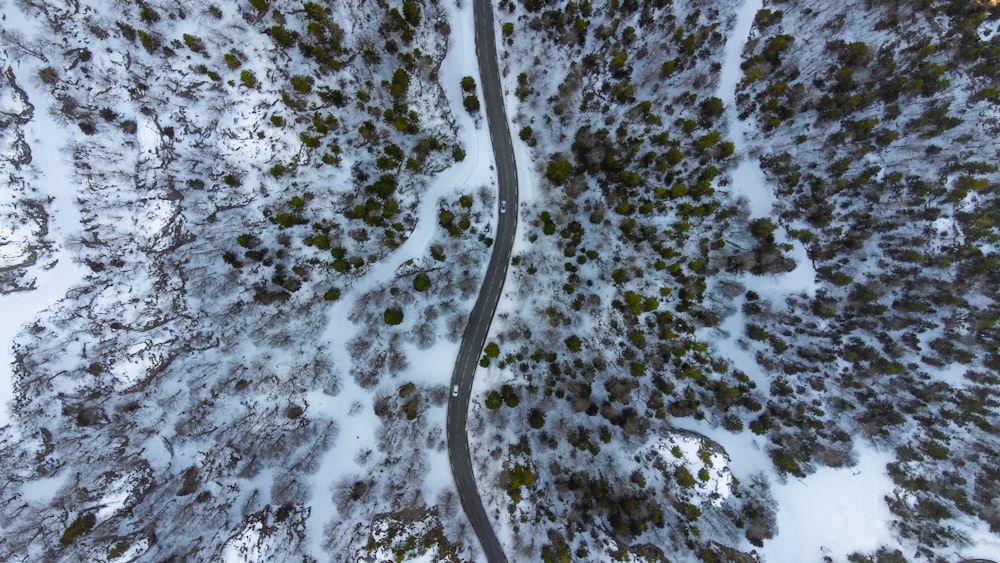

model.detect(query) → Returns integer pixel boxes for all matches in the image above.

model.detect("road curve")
[446,1,517,562]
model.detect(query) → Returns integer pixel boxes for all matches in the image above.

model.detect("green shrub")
[546,159,573,184]
[290,74,313,94]
[675,466,696,488]
[223,52,241,69]
[275,503,293,522]
[402,0,421,25]
[107,539,131,559]
[384,307,404,325]
[299,133,320,148]
[182,33,205,53]
[699,97,724,119]
[239,69,257,88]
[139,4,160,24]
[390,68,410,99]
[501,384,519,407]
[749,218,776,240]
[924,442,950,460]
[746,324,769,341]
[269,25,294,48]
[508,463,534,489]
[272,213,307,228]
[59,513,96,546]
[236,234,258,248]
[771,450,801,474]
[484,342,500,357]
[528,408,545,429]
[565,334,582,352]
[137,30,160,52]
[413,272,430,292]
[485,390,502,410]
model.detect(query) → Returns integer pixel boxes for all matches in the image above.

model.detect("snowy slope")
[1,0,999,561]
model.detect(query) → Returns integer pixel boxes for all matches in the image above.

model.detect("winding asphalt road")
[445,1,516,562]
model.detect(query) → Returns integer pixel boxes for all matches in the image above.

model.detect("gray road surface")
[445,1,517,562]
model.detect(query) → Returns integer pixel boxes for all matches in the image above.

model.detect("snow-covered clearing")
[304,1,496,556]
[672,417,901,562]
[0,9,89,429]
[765,444,899,561]
[703,0,814,387]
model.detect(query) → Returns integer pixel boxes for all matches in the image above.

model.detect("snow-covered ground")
[0,9,89,429]
[768,444,899,562]
[652,432,734,507]
[0,0,491,559]
[701,1,906,559]
[728,0,1000,560]
[2,0,999,560]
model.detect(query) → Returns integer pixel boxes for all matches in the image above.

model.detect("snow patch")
[364,517,435,562]
[652,432,733,507]
[763,444,899,562]
[94,473,134,521]
[222,519,278,563]
[978,17,1000,41]
[925,362,970,388]
[20,471,69,505]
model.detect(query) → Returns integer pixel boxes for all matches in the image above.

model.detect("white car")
[500,200,507,213]
[452,384,459,397]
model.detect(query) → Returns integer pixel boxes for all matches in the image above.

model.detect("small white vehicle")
[452,384,459,397]
[500,200,507,213]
